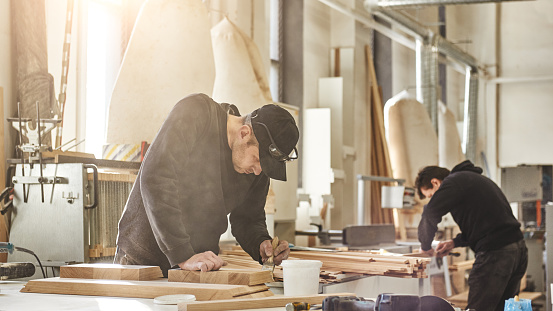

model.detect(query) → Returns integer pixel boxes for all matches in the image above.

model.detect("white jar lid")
[153,294,196,305]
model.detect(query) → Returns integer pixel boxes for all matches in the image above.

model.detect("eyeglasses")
[245,112,298,162]
[254,122,298,162]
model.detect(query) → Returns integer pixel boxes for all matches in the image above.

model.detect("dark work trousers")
[467,240,528,311]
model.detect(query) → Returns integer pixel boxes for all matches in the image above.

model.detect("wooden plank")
[233,290,274,299]
[42,150,95,161]
[232,284,271,297]
[20,277,267,301]
[168,268,273,286]
[449,260,474,272]
[365,45,395,227]
[519,291,543,301]
[178,293,357,311]
[60,264,163,281]
[0,87,6,263]
[88,246,117,258]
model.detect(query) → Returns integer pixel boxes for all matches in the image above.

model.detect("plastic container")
[504,297,531,311]
[281,259,322,296]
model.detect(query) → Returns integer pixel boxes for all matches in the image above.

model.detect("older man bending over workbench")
[115,93,298,277]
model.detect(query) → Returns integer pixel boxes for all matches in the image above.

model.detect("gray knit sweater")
[116,93,271,276]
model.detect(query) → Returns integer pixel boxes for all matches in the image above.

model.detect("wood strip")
[60,264,163,281]
[0,87,6,263]
[233,290,274,299]
[365,45,395,227]
[228,284,271,297]
[21,277,263,301]
[178,293,357,311]
[449,260,474,272]
[168,268,273,286]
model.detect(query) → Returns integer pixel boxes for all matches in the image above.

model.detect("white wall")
[443,1,553,178]
[303,0,331,110]
[497,0,553,167]
[446,4,498,178]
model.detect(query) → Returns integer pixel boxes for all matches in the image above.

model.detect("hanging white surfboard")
[438,101,465,169]
[106,0,215,144]
[211,17,272,114]
[384,91,438,187]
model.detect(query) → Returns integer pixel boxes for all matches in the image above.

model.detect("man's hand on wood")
[260,239,290,265]
[178,251,227,271]
[419,247,435,257]
[435,240,455,257]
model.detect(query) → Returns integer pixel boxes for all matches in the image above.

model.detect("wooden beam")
[178,293,356,311]
[365,45,396,227]
[60,264,163,281]
[168,268,273,286]
[21,277,269,301]
[0,87,6,263]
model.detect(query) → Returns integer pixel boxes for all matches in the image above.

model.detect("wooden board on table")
[169,268,273,286]
[42,150,96,162]
[21,277,269,301]
[178,293,357,311]
[60,263,163,281]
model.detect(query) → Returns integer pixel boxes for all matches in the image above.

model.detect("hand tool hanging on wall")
[8,102,61,203]
[0,187,13,216]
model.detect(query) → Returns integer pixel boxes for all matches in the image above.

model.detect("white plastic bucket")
[281,259,322,296]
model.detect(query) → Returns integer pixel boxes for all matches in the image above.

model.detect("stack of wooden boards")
[20,263,357,310]
[21,264,274,300]
[291,250,430,279]
[221,247,430,282]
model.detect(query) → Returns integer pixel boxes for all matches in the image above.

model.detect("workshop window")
[269,0,283,103]
[83,0,123,158]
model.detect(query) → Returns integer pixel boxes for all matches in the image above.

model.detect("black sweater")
[116,93,272,275]
[418,160,523,253]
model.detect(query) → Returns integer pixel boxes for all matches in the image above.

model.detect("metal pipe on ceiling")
[463,68,479,162]
[374,7,479,158]
[318,0,469,74]
[319,0,483,161]
[374,0,533,9]
[317,0,416,50]
[488,75,553,84]
[416,35,439,131]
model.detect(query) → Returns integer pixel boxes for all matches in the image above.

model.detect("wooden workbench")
[0,280,285,311]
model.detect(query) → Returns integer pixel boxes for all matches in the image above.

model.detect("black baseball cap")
[247,104,299,181]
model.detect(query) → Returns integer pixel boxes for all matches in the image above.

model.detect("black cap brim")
[250,105,298,182]
[259,146,287,181]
